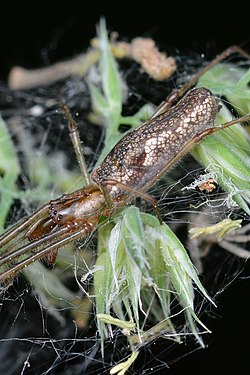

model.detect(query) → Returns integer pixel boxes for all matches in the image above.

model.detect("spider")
[0,45,250,286]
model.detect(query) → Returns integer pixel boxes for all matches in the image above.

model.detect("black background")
[1,2,250,374]
[1,2,250,80]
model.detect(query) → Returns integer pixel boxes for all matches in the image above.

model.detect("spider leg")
[61,100,91,187]
[192,114,250,142]
[0,203,50,251]
[0,225,90,285]
[152,45,250,118]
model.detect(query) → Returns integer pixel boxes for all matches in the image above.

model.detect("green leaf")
[88,82,109,116]
[94,222,116,353]
[108,220,122,288]
[192,106,250,214]
[143,214,215,304]
[194,64,250,214]
[122,206,147,271]
[0,116,20,231]
[97,18,122,114]
[197,63,250,114]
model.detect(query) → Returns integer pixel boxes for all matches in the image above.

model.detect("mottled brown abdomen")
[92,87,220,197]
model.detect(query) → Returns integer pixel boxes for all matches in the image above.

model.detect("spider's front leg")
[193,114,250,144]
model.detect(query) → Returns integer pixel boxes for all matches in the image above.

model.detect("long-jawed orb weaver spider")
[0,45,250,286]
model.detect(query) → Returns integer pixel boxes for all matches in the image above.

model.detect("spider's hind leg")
[153,45,250,118]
